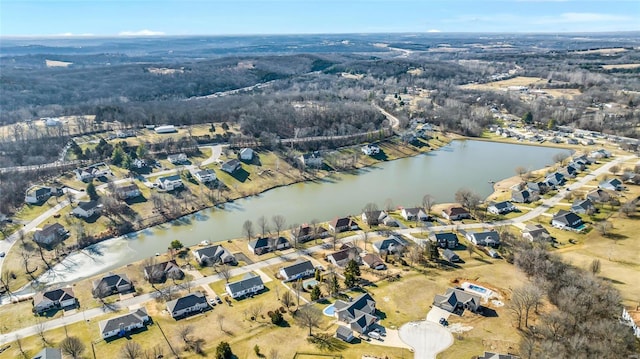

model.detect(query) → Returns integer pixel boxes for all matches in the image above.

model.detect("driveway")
[365,328,412,350]
[426,306,451,323]
[399,320,453,359]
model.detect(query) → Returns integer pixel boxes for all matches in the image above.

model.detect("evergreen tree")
[111,146,125,166]
[86,182,99,201]
[310,285,321,301]
[215,341,233,359]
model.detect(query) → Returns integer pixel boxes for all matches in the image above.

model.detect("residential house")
[487,201,516,215]
[526,181,548,194]
[466,230,501,247]
[156,175,183,191]
[98,307,149,339]
[225,272,265,299]
[193,169,217,183]
[279,260,315,282]
[361,144,380,156]
[334,293,377,334]
[433,288,481,314]
[362,253,386,270]
[290,223,328,243]
[545,172,566,187]
[335,325,355,343]
[590,149,612,159]
[298,151,323,168]
[599,178,624,191]
[193,245,236,266]
[33,223,68,247]
[442,206,471,220]
[372,236,406,254]
[75,163,109,182]
[166,292,208,319]
[551,210,585,231]
[568,160,586,172]
[566,138,579,145]
[328,217,358,233]
[31,348,62,359]
[221,159,242,174]
[239,148,254,161]
[132,158,147,169]
[478,352,518,359]
[154,125,177,134]
[512,189,536,203]
[432,232,459,249]
[72,200,102,218]
[442,249,460,263]
[400,207,428,221]
[361,210,388,226]
[558,165,577,179]
[144,260,184,284]
[571,198,597,214]
[33,287,77,314]
[25,186,52,204]
[167,153,187,164]
[326,245,361,267]
[114,183,141,200]
[247,237,290,255]
[522,224,552,242]
[586,188,614,203]
[92,273,133,297]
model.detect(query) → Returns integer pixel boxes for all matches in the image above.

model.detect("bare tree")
[215,263,232,283]
[216,313,225,332]
[294,306,323,336]
[383,198,394,212]
[281,291,293,309]
[272,215,286,239]
[269,348,280,359]
[515,166,527,179]
[609,165,620,175]
[362,230,369,251]
[407,245,424,266]
[362,202,378,213]
[595,220,613,236]
[60,336,85,359]
[455,188,481,211]
[242,220,254,241]
[552,152,570,166]
[15,335,27,359]
[620,201,636,217]
[35,318,48,345]
[590,259,601,275]
[248,303,264,320]
[257,215,269,238]
[178,325,194,344]
[509,286,543,329]
[120,341,143,359]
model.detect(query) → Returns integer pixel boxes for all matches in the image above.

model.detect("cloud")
[55,33,95,37]
[427,29,441,33]
[118,29,165,36]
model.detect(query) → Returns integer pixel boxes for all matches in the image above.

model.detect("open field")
[602,63,640,70]
[570,47,629,55]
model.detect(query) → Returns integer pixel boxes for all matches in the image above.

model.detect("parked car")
[215,296,222,304]
[439,317,449,327]
[209,298,217,306]
[0,252,5,258]
[368,331,382,340]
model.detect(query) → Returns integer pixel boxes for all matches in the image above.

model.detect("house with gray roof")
[30,348,62,359]
[551,210,585,232]
[586,188,614,203]
[156,174,183,191]
[328,217,358,233]
[248,237,290,255]
[522,224,551,242]
[466,230,500,247]
[478,352,519,359]
[361,210,388,226]
[72,200,102,218]
[335,325,355,343]
[279,260,315,282]
[326,245,361,268]
[114,183,141,200]
[193,169,217,183]
[221,159,242,174]
[599,178,624,191]
[225,272,265,299]
[25,186,53,204]
[372,236,406,254]
[511,189,536,203]
[239,148,254,161]
[334,293,377,334]
[400,207,428,221]
[571,198,597,214]
[92,273,133,298]
[98,307,149,339]
[432,232,459,249]
[193,245,236,266]
[545,172,566,187]
[433,288,481,314]
[362,253,386,270]
[487,201,516,215]
[442,206,471,220]
[298,151,323,168]
[442,249,460,263]
[167,153,187,164]
[144,260,184,284]
[33,223,68,248]
[33,287,77,314]
[166,292,208,319]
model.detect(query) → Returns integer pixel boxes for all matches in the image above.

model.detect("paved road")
[373,102,400,129]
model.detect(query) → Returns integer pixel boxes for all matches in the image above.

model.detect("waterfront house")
[193,245,236,266]
[290,223,328,243]
[361,210,388,226]
[98,307,149,339]
[362,253,386,270]
[114,183,141,200]
[328,217,358,233]
[25,186,52,204]
[511,189,536,203]
[545,172,566,187]
[279,260,315,282]
[221,159,242,174]
[571,198,597,214]
[432,232,459,249]
[225,272,264,299]
[156,175,183,191]
[144,260,184,284]
[466,230,501,247]
[33,223,68,247]
[248,237,290,255]
[598,178,624,191]
[590,149,611,159]
[400,207,428,221]
[361,144,380,156]
[442,249,460,263]
[433,288,481,314]
[166,292,208,319]
[193,169,217,183]
[72,200,102,218]
[487,201,516,215]
[92,273,133,297]
[239,148,254,161]
[442,206,471,220]
[372,236,406,254]
[334,293,377,334]
[551,210,585,232]
[526,181,548,194]
[298,151,323,168]
[33,287,77,314]
[167,153,187,164]
[522,224,552,242]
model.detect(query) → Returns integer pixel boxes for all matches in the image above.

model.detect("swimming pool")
[323,304,335,316]
[468,284,487,294]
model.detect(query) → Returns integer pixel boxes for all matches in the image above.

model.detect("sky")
[1,0,639,37]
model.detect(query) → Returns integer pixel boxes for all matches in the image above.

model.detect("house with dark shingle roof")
[361,210,388,226]
[334,293,377,334]
[98,307,149,339]
[279,260,315,282]
[92,273,133,298]
[551,210,585,232]
[522,224,551,242]
[156,174,183,191]
[466,230,500,247]
[221,159,242,174]
[442,206,471,220]
[326,245,361,267]
[433,288,481,314]
[225,272,265,299]
[33,223,68,247]
[432,232,459,249]
[193,245,236,266]
[400,207,428,221]
[114,183,141,200]
[599,178,624,191]
[72,200,102,218]
[442,249,460,263]
[571,198,596,214]
[526,181,548,194]
[193,169,217,183]
[248,237,290,255]
[166,292,208,319]
[328,217,358,233]
[25,186,53,204]
[372,236,406,254]
[511,189,536,203]
[586,188,614,203]
[362,253,386,270]
[487,201,516,215]
[144,260,184,284]
[33,287,77,314]
[298,151,323,168]
[335,325,355,343]
[545,172,566,187]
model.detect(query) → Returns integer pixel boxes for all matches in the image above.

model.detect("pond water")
[36,140,569,286]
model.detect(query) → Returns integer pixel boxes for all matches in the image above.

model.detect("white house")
[25,186,52,204]
[239,148,254,161]
[72,200,102,218]
[98,307,149,339]
[193,169,217,183]
[166,292,208,318]
[114,184,141,200]
[466,230,501,247]
[33,287,77,314]
[154,125,177,134]
[74,163,109,182]
[401,207,428,221]
[167,153,187,164]
[225,273,264,299]
[34,223,68,247]
[279,260,315,282]
[298,151,323,168]
[487,201,516,215]
[156,175,183,191]
[361,144,380,156]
